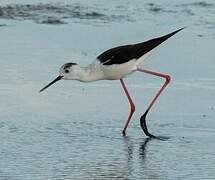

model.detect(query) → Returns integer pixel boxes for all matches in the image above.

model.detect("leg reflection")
[123,136,133,161]
[139,137,153,159]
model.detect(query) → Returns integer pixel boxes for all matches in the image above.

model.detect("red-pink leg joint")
[120,79,136,136]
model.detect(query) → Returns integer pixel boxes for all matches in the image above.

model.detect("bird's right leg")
[120,79,136,136]
[137,68,171,138]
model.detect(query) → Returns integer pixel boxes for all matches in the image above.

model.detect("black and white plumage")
[97,28,183,65]
[40,28,184,138]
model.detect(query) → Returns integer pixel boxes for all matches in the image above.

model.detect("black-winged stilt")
[39,28,184,138]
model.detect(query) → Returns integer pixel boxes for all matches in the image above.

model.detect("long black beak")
[39,75,62,93]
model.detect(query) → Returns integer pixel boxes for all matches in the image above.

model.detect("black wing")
[97,28,184,65]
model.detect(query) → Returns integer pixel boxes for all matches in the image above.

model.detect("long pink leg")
[120,79,136,136]
[137,68,171,138]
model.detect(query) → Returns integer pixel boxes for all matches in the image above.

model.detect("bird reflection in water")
[123,136,134,161]
[123,136,153,161]
[124,136,169,160]
[139,137,153,159]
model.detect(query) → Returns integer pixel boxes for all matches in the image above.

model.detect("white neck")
[70,65,104,82]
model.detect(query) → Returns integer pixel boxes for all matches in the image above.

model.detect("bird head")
[39,62,78,92]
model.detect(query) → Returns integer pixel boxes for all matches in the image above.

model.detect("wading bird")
[40,28,184,138]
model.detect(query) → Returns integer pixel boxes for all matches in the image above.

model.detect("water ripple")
[0,3,133,25]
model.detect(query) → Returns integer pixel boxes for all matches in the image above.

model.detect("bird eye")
[65,69,69,73]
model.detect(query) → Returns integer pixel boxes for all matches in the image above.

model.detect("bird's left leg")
[120,79,136,136]
[137,68,171,138]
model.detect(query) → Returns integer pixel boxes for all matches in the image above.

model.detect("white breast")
[100,59,137,80]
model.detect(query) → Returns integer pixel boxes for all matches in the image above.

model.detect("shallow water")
[0,0,215,179]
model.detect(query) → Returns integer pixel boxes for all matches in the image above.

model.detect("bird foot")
[140,110,159,139]
[122,130,126,136]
